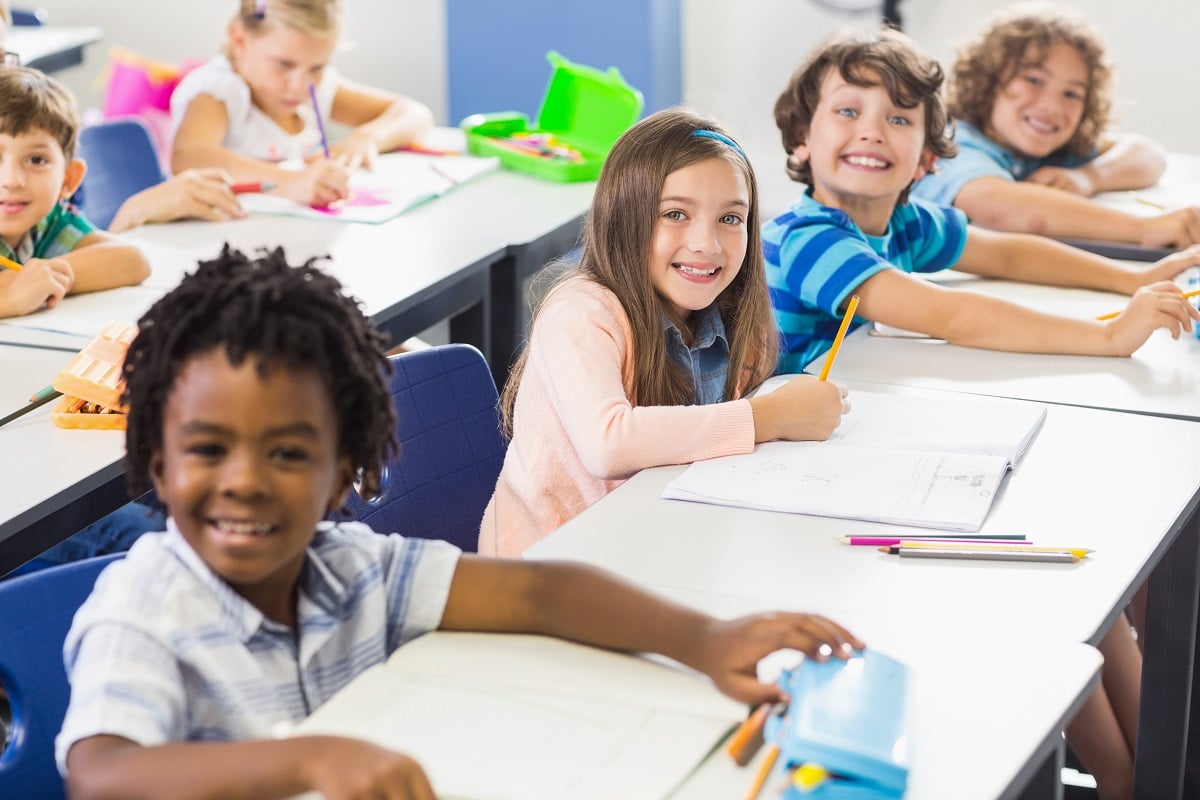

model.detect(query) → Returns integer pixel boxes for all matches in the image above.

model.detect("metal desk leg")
[1135,499,1200,799]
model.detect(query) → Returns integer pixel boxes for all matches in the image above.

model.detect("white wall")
[36,0,447,123]
[682,0,1200,216]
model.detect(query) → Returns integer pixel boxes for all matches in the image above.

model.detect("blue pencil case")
[765,650,911,799]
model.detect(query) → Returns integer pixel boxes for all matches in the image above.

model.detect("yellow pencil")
[1129,192,1166,211]
[0,253,22,272]
[818,294,860,380]
[897,540,1091,558]
[744,744,779,800]
[1096,288,1200,321]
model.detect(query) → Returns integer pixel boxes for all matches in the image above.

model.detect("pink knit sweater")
[479,276,757,557]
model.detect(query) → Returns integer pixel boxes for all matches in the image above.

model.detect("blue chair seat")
[76,117,166,231]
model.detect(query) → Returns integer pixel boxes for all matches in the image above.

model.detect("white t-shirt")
[170,54,340,163]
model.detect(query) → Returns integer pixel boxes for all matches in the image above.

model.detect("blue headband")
[692,129,746,159]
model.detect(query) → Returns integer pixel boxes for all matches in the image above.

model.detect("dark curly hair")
[948,4,1112,158]
[122,245,395,502]
[774,27,956,206]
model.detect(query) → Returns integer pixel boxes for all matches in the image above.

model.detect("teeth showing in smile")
[675,264,717,277]
[214,520,273,536]
[845,155,888,168]
[1024,117,1056,134]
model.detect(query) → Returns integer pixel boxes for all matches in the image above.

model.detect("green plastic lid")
[533,51,644,156]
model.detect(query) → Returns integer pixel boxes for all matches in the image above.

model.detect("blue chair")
[76,117,166,231]
[0,554,124,800]
[343,344,505,553]
[11,7,48,26]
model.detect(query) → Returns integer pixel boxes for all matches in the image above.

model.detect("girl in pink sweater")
[480,108,849,557]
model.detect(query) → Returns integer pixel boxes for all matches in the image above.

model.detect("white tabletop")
[7,25,101,70]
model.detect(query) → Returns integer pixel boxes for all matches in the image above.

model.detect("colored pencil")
[886,541,1091,557]
[744,744,780,800]
[818,295,859,380]
[396,144,461,157]
[840,535,1030,546]
[309,83,330,159]
[0,386,62,428]
[726,703,772,765]
[0,253,22,271]
[230,181,277,194]
[881,546,1080,564]
[1096,288,1200,321]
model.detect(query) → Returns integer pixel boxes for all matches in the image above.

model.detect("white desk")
[526,382,1200,799]
[8,25,101,74]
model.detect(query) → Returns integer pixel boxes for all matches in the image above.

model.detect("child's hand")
[1105,280,1200,355]
[1144,243,1200,285]
[112,169,244,232]
[279,158,351,207]
[748,375,849,443]
[1139,207,1200,249]
[0,257,74,316]
[331,130,381,171]
[301,736,436,800]
[1026,165,1095,196]
[694,613,866,705]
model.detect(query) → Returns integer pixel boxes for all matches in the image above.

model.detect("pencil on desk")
[840,535,1030,546]
[890,541,1091,557]
[0,386,62,428]
[1129,192,1166,211]
[396,144,461,157]
[0,253,22,272]
[309,83,330,159]
[230,181,277,194]
[744,743,779,800]
[726,702,771,765]
[1096,288,1200,321]
[880,546,1080,563]
[818,295,859,381]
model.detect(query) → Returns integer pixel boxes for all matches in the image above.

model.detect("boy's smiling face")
[792,67,932,233]
[987,41,1088,159]
[0,127,84,249]
[150,348,353,624]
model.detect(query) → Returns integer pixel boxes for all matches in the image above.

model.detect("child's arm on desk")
[329,79,434,170]
[955,176,1200,248]
[854,268,1198,357]
[1025,133,1167,196]
[441,558,865,705]
[66,733,436,800]
[60,231,151,294]
[954,225,1200,294]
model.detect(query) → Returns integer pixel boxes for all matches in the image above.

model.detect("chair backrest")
[342,344,505,553]
[11,7,48,26]
[0,553,123,800]
[76,117,167,231]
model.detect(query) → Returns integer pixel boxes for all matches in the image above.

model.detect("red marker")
[230,181,277,194]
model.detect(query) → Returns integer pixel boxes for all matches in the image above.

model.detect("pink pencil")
[839,536,1030,547]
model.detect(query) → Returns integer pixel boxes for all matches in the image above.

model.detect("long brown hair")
[501,107,777,433]
[949,4,1112,157]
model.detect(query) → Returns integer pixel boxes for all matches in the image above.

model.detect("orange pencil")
[1096,288,1200,321]
[726,703,772,765]
[0,253,22,272]
[818,294,860,380]
[744,744,780,800]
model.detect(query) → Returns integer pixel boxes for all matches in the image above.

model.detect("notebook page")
[663,441,1008,531]
[289,633,742,800]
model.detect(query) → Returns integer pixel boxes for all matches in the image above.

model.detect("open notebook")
[287,632,744,800]
[239,152,500,224]
[663,388,1046,531]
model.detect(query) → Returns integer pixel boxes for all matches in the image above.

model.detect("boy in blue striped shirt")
[763,28,1199,375]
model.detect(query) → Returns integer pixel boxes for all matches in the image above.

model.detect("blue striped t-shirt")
[763,191,968,372]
